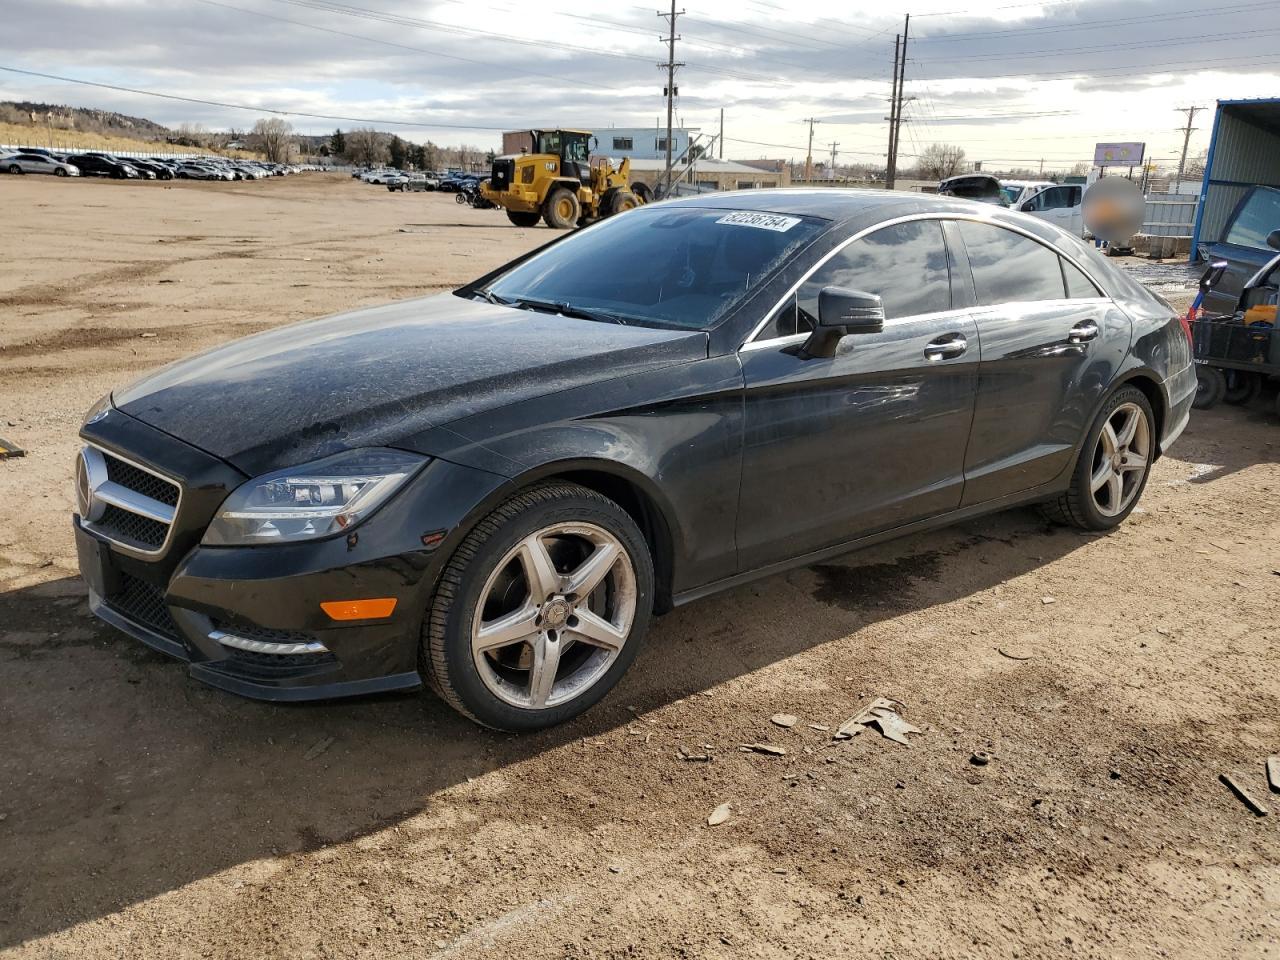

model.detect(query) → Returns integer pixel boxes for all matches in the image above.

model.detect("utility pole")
[718,107,724,160]
[886,14,909,190]
[887,33,900,188]
[1174,105,1203,191]
[802,117,819,182]
[658,0,685,198]
[1039,157,1045,175]
[829,141,839,180]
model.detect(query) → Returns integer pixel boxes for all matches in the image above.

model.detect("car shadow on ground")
[0,508,1092,948]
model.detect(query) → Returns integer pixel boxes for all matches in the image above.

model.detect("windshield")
[1225,186,1280,251]
[536,131,590,163]
[483,207,827,330]
[1001,186,1023,204]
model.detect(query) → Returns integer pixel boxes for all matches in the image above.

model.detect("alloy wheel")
[1089,401,1150,517]
[471,522,636,709]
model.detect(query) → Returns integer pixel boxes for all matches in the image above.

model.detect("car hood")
[115,293,707,476]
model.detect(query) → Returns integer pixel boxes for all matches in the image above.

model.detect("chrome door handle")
[1069,319,1099,343]
[924,334,968,361]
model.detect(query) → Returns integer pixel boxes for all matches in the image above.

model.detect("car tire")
[1222,370,1261,406]
[543,186,581,229]
[422,481,654,732]
[54,167,68,177]
[1042,385,1155,531]
[1193,366,1225,409]
[506,210,541,227]
[8,164,21,175]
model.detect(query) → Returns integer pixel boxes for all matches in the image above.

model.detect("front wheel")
[1043,386,1155,531]
[543,186,581,229]
[7,164,21,175]
[422,482,654,731]
[54,167,68,177]
[506,210,541,227]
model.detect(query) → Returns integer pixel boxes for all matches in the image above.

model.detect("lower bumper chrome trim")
[209,629,329,656]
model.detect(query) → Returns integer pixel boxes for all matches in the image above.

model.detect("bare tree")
[345,127,388,166]
[251,117,295,163]
[917,143,967,180]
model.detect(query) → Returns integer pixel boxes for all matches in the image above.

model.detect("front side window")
[759,220,952,340]
[957,221,1067,304]
[485,207,826,331]
[1225,186,1280,250]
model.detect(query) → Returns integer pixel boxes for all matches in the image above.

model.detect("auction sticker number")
[717,211,802,232]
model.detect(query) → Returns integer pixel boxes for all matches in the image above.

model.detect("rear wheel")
[506,210,541,227]
[1193,366,1225,409]
[1222,370,1262,406]
[7,164,21,175]
[543,186,581,229]
[422,481,653,731]
[1043,386,1154,531]
[608,189,639,216]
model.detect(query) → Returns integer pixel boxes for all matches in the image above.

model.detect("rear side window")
[957,221,1066,304]
[1062,258,1100,298]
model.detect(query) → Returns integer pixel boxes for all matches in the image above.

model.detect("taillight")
[1178,306,1195,346]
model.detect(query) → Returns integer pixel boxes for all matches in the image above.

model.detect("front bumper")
[76,407,509,702]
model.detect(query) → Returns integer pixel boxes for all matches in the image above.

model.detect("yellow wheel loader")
[481,129,651,229]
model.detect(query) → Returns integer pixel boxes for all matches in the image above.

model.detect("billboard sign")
[1093,142,1146,166]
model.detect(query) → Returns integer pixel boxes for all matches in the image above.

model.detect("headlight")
[82,392,112,426]
[203,448,426,546]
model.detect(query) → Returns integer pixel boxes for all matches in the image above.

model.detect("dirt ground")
[2,173,1279,960]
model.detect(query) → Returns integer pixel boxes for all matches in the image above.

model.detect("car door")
[734,218,981,572]
[952,219,1130,505]
[1021,186,1083,237]
[1202,186,1280,314]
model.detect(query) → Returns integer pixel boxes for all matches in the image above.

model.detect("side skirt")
[671,479,1067,608]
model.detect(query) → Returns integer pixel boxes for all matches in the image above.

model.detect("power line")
[916,25,1280,63]
[194,0,607,90]
[915,0,1275,41]
[0,64,510,131]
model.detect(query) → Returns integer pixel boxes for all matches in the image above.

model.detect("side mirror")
[1200,259,1229,293]
[1267,229,1280,251]
[801,287,885,359]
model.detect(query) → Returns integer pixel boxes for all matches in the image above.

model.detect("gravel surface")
[2,174,1279,959]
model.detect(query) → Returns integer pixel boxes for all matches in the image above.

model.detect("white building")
[595,127,699,161]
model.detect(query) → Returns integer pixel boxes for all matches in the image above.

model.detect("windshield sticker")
[716,211,802,232]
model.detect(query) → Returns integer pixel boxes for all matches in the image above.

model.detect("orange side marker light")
[320,598,398,621]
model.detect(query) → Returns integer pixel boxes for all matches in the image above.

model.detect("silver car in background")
[2,152,80,177]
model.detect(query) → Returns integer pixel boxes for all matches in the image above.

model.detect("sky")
[2,0,1278,172]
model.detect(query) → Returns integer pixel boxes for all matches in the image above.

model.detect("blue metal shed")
[1191,97,1280,260]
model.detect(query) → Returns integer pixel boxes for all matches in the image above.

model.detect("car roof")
[661,187,1007,223]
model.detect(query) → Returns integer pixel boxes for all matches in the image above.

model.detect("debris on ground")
[1266,757,1279,794]
[707,803,731,826]
[303,736,335,761]
[997,647,1034,661]
[739,743,787,756]
[1220,773,1269,816]
[834,698,922,746]
[1041,596,1057,605]
[0,437,26,459]
[807,723,830,732]
[676,746,712,762]
[970,751,991,766]
[770,713,798,728]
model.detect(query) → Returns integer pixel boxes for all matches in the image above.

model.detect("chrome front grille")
[78,445,182,556]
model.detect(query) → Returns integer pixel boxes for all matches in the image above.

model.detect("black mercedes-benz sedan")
[75,190,1196,730]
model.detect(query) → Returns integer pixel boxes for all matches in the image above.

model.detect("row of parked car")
[1,146,313,181]
[352,166,483,194]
